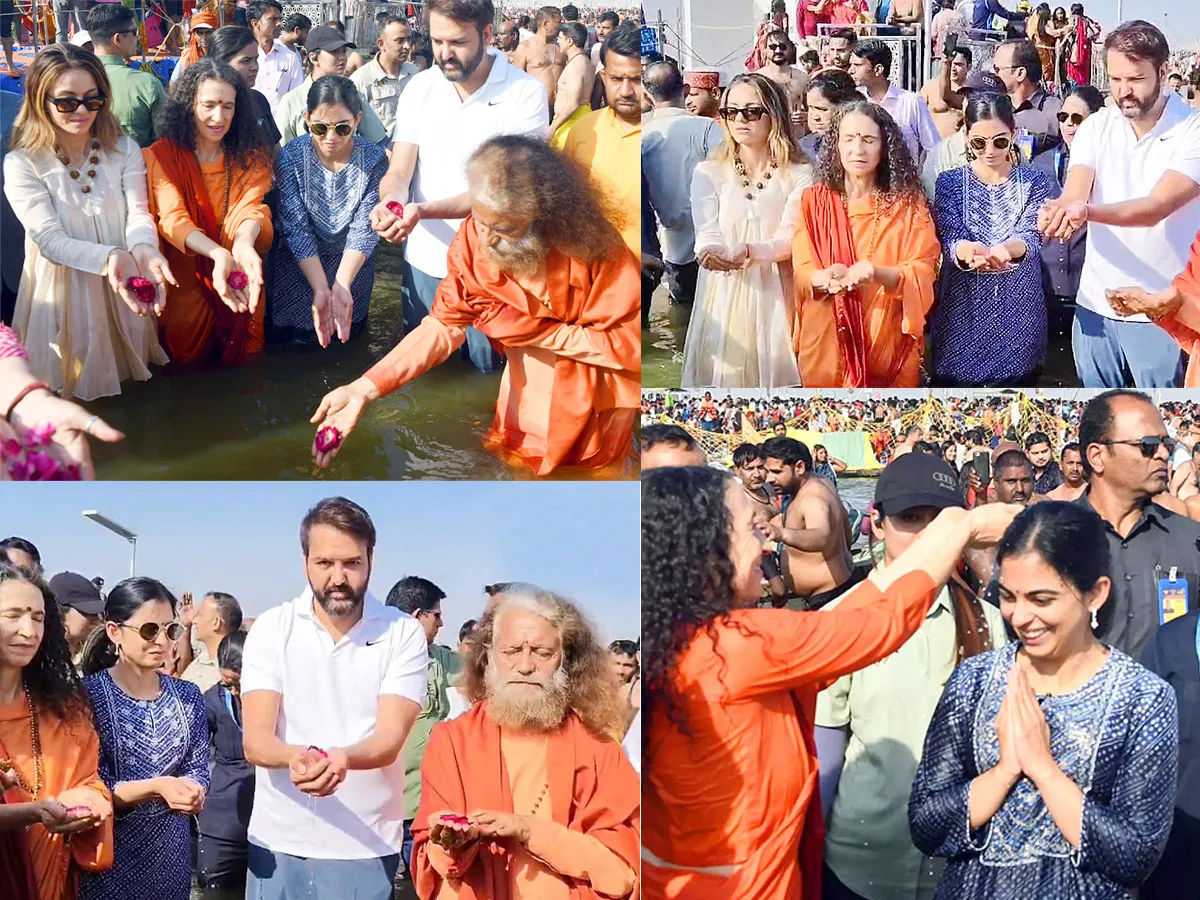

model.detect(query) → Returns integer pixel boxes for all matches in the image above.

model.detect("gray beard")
[484,232,548,279]
[484,657,569,731]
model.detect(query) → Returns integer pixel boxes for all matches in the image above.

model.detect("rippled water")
[642,285,1081,389]
[87,244,625,481]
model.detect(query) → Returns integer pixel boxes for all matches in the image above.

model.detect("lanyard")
[1195,614,1200,681]
[223,688,242,733]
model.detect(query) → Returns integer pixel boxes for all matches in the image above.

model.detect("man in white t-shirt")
[369,0,548,374]
[240,497,428,900]
[1040,21,1200,389]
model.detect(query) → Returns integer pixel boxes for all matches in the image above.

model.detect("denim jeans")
[1072,305,1185,388]
[246,843,401,900]
[402,259,501,373]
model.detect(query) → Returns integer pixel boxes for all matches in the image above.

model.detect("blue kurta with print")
[79,671,210,900]
[909,643,1177,899]
[931,165,1053,385]
[265,135,388,346]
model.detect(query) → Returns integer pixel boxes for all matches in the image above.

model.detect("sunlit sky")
[2,482,639,644]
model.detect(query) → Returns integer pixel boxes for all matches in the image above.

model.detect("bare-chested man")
[495,18,519,63]
[760,30,808,135]
[1047,442,1088,502]
[893,425,923,458]
[921,44,971,138]
[513,5,565,110]
[733,443,788,602]
[549,21,596,145]
[886,0,925,35]
[761,437,856,610]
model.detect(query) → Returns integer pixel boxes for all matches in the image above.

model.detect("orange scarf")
[178,8,220,73]
[147,138,250,366]
[0,734,37,900]
[411,704,641,900]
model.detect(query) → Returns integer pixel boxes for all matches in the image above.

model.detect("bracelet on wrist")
[4,381,52,423]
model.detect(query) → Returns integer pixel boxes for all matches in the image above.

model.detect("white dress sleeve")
[690,163,727,259]
[119,138,159,250]
[2,150,114,275]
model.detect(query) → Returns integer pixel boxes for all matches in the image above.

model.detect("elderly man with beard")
[411,588,640,899]
[239,498,429,900]
[315,135,640,476]
[372,0,548,375]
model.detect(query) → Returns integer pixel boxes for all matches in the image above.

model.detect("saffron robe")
[364,219,640,476]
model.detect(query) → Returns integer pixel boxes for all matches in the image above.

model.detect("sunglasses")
[1056,112,1087,125]
[1099,436,1177,458]
[718,105,768,123]
[308,121,354,136]
[46,94,107,113]
[119,621,186,642]
[968,135,1012,152]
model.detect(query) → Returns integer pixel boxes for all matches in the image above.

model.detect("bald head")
[645,61,685,105]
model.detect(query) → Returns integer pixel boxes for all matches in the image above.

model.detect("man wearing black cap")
[761,436,856,611]
[48,571,104,667]
[920,69,1008,198]
[273,24,389,144]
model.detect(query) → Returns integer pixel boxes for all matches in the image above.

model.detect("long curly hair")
[156,57,271,171]
[466,134,625,264]
[461,586,622,739]
[642,466,745,769]
[815,100,924,201]
[0,564,88,724]
[711,73,800,168]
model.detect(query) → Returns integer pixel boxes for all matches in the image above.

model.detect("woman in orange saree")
[144,58,273,368]
[0,564,113,900]
[792,100,939,387]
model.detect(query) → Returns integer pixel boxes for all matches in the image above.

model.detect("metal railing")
[816,23,927,94]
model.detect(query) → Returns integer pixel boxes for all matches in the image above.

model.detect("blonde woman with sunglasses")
[931,93,1055,387]
[681,73,812,389]
[265,75,387,348]
[3,44,172,402]
[79,578,209,900]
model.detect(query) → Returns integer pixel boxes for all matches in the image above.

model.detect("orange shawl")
[177,9,220,75]
[411,704,641,900]
[431,221,640,474]
[1160,231,1200,388]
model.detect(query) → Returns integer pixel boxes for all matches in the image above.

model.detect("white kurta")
[4,135,168,400]
[681,158,811,389]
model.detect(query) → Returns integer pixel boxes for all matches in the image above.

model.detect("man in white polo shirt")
[1040,21,1200,389]
[240,497,428,900]
[370,0,548,374]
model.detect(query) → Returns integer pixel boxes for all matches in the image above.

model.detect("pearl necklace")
[56,139,102,216]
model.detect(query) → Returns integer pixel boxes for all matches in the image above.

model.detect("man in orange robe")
[410,587,639,900]
[792,187,939,387]
[312,135,640,476]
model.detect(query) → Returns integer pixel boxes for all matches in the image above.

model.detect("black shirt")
[1032,460,1064,495]
[252,89,282,151]
[197,684,255,842]
[1077,491,1200,660]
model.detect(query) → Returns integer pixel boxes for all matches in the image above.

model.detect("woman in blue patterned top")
[266,75,388,347]
[909,502,1178,899]
[78,578,210,900]
[931,94,1054,387]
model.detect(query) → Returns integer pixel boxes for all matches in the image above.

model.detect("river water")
[86,244,623,481]
[642,284,1081,389]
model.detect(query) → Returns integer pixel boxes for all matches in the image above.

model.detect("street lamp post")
[82,511,138,577]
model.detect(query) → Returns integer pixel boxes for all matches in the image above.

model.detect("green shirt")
[98,55,164,149]
[273,77,389,146]
[815,578,1008,900]
[401,643,462,817]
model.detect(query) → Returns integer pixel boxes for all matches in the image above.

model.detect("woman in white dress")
[681,73,812,388]
[4,44,174,401]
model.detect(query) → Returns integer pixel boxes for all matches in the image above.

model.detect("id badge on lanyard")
[1157,566,1189,626]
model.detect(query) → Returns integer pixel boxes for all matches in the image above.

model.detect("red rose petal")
[126,276,156,304]
[315,426,343,453]
[306,746,329,759]
[66,806,91,817]
[228,271,249,291]
[386,201,405,218]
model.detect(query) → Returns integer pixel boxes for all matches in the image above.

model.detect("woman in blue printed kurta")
[909,502,1178,899]
[265,75,387,347]
[930,94,1054,387]
[78,577,210,900]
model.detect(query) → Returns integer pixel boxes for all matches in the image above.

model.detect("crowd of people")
[0,0,643,478]
[642,385,1200,898]
[643,10,1200,392]
[0,498,642,900]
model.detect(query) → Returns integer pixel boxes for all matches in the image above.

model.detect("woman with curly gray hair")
[792,100,939,388]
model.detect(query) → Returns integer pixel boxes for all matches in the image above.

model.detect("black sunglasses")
[1099,436,1177,458]
[718,105,768,123]
[308,121,354,137]
[46,94,107,113]
[119,621,186,642]
[1056,111,1086,125]
[968,135,1012,152]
